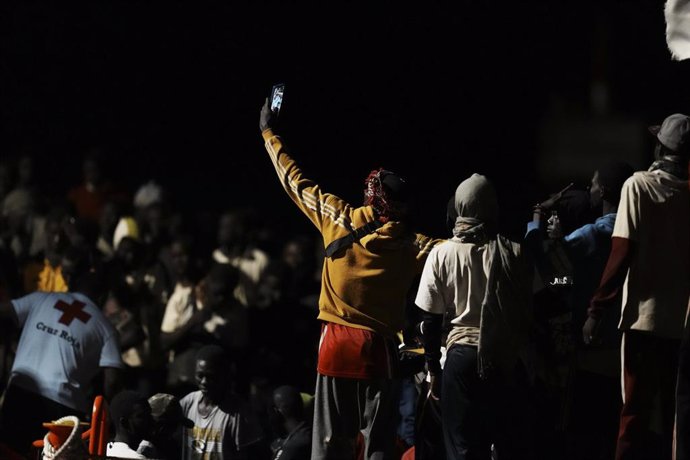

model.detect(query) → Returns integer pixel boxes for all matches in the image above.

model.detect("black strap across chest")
[324,220,383,258]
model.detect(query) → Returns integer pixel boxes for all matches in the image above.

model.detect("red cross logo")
[54,300,92,326]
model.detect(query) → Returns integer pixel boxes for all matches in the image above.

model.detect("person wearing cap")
[260,100,441,460]
[136,393,193,460]
[584,113,690,460]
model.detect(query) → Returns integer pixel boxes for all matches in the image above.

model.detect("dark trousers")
[397,376,416,447]
[441,345,533,460]
[0,384,83,457]
[616,331,680,460]
[676,328,690,460]
[566,368,621,460]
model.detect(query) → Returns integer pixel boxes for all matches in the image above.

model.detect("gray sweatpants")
[311,373,400,460]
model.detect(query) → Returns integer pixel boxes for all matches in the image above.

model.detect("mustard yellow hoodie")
[262,129,441,338]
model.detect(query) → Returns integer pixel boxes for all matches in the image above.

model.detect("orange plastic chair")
[401,446,415,460]
[88,395,109,456]
[32,395,109,456]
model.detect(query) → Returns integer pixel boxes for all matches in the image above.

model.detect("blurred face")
[217,214,245,247]
[83,159,102,185]
[282,241,306,270]
[589,171,603,209]
[145,205,165,234]
[45,219,67,254]
[60,256,77,287]
[170,241,190,277]
[195,359,227,401]
[100,202,119,238]
[116,237,140,269]
[203,279,231,310]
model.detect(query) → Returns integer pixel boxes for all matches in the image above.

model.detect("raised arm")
[259,99,355,235]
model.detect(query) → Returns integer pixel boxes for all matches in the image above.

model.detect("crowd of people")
[0,103,687,460]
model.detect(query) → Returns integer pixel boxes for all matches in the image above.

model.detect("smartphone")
[555,182,575,197]
[270,83,285,115]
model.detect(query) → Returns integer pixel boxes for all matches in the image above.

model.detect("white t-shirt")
[107,441,147,459]
[161,283,195,333]
[160,283,249,350]
[180,390,263,460]
[415,238,492,348]
[10,291,123,412]
[613,170,690,338]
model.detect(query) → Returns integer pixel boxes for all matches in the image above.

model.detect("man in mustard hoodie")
[259,99,440,460]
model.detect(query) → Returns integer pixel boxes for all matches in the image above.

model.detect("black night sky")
[2,1,689,239]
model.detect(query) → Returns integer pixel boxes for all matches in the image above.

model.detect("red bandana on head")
[363,168,407,223]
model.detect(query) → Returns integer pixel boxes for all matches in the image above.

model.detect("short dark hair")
[110,391,149,427]
[196,345,228,368]
[598,161,634,204]
[273,385,304,420]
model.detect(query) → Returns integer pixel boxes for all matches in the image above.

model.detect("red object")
[31,395,109,456]
[401,446,415,460]
[356,432,365,460]
[88,395,109,456]
[317,323,395,379]
[54,300,92,326]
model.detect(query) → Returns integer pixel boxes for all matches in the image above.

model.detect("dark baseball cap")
[649,113,690,154]
[148,393,194,428]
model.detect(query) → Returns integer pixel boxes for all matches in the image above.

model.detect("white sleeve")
[415,248,446,315]
[11,292,47,328]
[99,331,124,369]
[612,177,639,241]
[160,302,181,333]
[160,294,192,333]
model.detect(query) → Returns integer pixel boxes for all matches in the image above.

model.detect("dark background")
[2,1,689,239]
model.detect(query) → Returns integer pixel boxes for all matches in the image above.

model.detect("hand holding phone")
[270,83,285,115]
[539,182,574,209]
[533,182,574,223]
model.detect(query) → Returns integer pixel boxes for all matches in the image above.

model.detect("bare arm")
[102,367,123,402]
[0,300,18,330]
